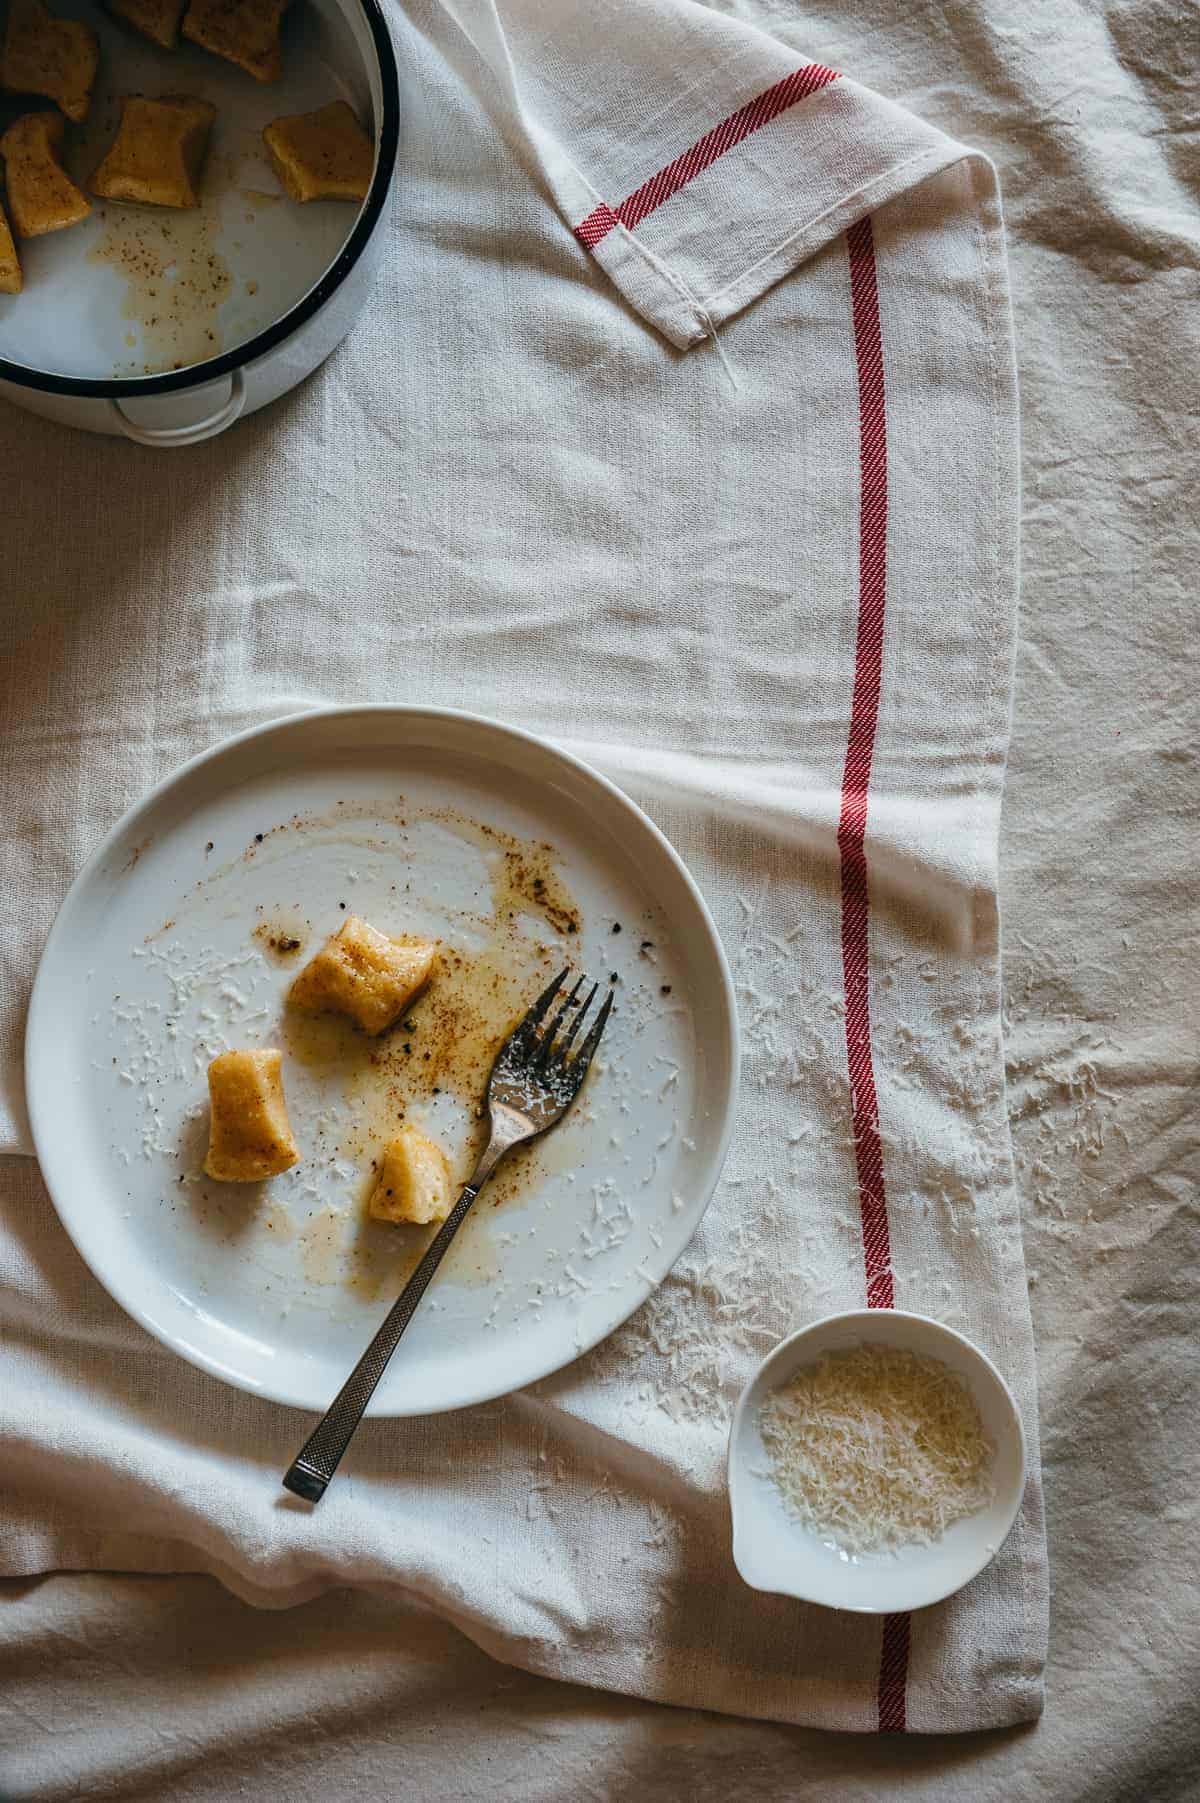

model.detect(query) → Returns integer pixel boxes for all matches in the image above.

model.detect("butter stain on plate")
[183,803,589,1314]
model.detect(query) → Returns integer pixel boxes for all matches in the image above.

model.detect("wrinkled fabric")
[6,0,1195,1783]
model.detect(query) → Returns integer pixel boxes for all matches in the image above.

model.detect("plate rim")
[26,704,741,1416]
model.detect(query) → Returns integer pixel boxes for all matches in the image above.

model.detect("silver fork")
[281,969,613,1503]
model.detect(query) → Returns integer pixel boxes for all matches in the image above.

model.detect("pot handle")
[108,368,246,447]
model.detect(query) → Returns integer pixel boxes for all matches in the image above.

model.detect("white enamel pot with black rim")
[0,1,399,446]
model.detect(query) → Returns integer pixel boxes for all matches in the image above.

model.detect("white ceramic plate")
[728,1310,1026,1613]
[27,707,738,1416]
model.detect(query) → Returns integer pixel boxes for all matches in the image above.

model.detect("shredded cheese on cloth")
[759,1344,995,1555]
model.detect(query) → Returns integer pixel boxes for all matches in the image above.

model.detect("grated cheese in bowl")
[758,1343,996,1556]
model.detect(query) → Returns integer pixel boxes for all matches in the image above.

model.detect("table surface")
[2,0,1197,1796]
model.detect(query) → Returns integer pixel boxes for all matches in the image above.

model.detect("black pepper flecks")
[661,984,672,995]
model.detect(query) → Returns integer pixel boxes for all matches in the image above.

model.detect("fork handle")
[282,1179,484,1502]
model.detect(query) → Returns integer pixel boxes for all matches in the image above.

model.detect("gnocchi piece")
[92,95,216,209]
[2,0,99,125]
[288,916,437,1036]
[0,112,90,238]
[0,199,20,293]
[105,0,187,51]
[368,1127,452,1226]
[204,1048,299,1182]
[182,0,291,83]
[263,99,373,204]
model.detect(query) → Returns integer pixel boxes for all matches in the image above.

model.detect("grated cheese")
[759,1344,995,1555]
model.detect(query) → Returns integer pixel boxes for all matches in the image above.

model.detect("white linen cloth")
[0,0,1046,1735]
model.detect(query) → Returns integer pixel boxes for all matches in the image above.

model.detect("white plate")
[26,707,738,1416]
[728,1310,1026,1613]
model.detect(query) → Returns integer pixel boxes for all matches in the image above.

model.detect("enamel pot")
[0,0,399,446]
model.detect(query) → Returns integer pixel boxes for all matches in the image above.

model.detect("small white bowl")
[728,1310,1026,1613]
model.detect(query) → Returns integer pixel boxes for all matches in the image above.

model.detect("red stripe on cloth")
[573,64,840,250]
[575,202,619,248]
[878,1612,911,1732]
[840,213,910,1731]
[840,212,893,1316]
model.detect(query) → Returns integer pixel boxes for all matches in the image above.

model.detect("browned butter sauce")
[257,807,585,1302]
[87,206,232,375]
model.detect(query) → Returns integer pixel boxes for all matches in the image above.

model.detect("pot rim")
[0,0,400,401]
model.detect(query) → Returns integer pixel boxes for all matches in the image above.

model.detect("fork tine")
[557,981,598,1060]
[536,975,583,1062]
[515,967,569,1044]
[568,989,613,1085]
